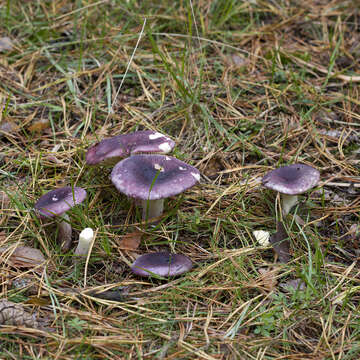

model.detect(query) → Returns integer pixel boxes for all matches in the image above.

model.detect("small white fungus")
[253,230,270,246]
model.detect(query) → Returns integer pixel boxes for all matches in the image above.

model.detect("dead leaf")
[117,231,142,250]
[0,231,6,242]
[0,246,46,270]
[0,191,10,208]
[28,118,50,133]
[86,287,129,302]
[0,37,13,52]
[231,54,247,68]
[270,221,291,263]
[258,268,278,291]
[203,157,223,178]
[280,278,306,292]
[25,297,51,306]
[0,300,38,327]
[0,120,18,136]
[349,224,360,241]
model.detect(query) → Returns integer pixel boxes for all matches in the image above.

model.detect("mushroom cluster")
[85,130,199,277]
[33,127,322,280]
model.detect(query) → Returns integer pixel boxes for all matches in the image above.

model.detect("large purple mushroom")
[131,252,193,277]
[262,163,320,216]
[86,130,175,165]
[111,154,200,220]
[34,187,87,250]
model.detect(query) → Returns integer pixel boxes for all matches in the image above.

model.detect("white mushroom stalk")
[58,213,72,251]
[281,194,298,217]
[142,199,164,220]
[74,228,94,256]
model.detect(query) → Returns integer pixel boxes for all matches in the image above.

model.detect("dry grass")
[1,0,360,359]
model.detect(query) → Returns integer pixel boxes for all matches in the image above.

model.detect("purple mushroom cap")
[34,186,87,218]
[131,252,193,277]
[86,130,175,165]
[111,154,200,200]
[262,164,320,195]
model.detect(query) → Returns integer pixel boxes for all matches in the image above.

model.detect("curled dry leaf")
[0,246,46,271]
[269,222,291,263]
[0,300,38,327]
[117,231,142,250]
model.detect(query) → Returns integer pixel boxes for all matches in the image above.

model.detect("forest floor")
[0,0,359,359]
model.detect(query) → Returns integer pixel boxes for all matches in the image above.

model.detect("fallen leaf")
[280,278,306,292]
[0,191,10,208]
[0,120,18,136]
[269,221,291,263]
[231,54,247,68]
[87,287,129,302]
[349,224,360,241]
[0,37,13,52]
[117,231,142,250]
[203,157,223,178]
[0,246,46,270]
[258,268,278,291]
[0,231,6,242]
[25,297,51,306]
[28,118,50,133]
[0,300,38,327]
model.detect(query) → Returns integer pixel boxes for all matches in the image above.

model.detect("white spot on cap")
[149,132,164,140]
[179,166,186,170]
[158,142,172,153]
[191,172,200,181]
[52,195,58,202]
[154,163,165,172]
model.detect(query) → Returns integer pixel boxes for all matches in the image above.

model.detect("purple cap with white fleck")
[86,130,175,165]
[34,186,87,218]
[262,164,320,195]
[131,252,193,277]
[111,154,200,200]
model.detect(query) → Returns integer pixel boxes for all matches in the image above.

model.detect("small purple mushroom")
[34,187,87,251]
[262,163,320,216]
[111,154,200,220]
[131,252,193,277]
[86,130,175,165]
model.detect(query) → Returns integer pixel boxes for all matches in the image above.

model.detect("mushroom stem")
[58,213,72,251]
[74,228,94,256]
[281,194,298,216]
[141,199,164,220]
